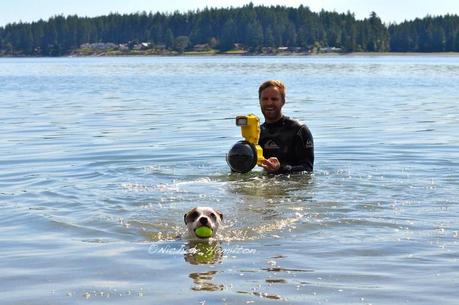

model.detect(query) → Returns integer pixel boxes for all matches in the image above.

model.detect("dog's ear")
[216,210,223,222]
[184,213,188,224]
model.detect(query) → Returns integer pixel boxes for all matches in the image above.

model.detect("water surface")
[1,55,458,304]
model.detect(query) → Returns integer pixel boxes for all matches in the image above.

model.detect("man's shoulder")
[284,116,313,139]
[283,116,305,129]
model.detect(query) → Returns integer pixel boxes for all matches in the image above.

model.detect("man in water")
[258,80,314,174]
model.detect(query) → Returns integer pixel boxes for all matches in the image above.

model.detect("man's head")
[258,80,286,123]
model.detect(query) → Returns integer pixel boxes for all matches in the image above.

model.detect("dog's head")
[184,207,223,239]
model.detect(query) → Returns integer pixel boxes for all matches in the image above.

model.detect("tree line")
[0,3,458,56]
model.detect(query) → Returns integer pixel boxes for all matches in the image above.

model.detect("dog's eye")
[190,211,199,221]
[209,213,217,220]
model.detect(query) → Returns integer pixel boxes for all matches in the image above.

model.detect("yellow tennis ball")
[195,226,213,238]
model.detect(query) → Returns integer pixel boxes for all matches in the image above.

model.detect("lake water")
[1,55,458,304]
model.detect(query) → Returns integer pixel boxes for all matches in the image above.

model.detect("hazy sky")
[1,0,459,26]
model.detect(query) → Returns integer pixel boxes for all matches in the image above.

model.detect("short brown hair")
[258,80,286,103]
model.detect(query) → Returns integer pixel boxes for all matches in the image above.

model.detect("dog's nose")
[199,217,208,225]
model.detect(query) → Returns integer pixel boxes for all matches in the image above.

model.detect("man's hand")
[261,157,280,173]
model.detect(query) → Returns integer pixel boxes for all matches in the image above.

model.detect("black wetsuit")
[259,116,314,174]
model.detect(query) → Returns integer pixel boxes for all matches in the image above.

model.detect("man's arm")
[278,125,314,173]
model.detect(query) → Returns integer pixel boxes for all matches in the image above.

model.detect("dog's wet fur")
[184,207,223,239]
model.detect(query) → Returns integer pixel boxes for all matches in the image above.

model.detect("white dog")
[184,207,223,239]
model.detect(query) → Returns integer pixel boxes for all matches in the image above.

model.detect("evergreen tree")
[246,20,264,48]
[264,26,274,46]
[165,28,174,47]
[0,5,458,55]
[220,19,237,50]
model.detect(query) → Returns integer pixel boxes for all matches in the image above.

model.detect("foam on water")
[120,175,312,242]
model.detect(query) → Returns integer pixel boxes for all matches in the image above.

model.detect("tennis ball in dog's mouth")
[195,226,213,238]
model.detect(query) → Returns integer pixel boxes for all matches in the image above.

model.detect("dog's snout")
[199,217,209,225]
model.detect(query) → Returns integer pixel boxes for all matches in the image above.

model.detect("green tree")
[174,35,189,52]
[246,21,263,48]
[220,19,237,50]
[264,26,274,46]
[165,28,174,48]
[1,5,459,55]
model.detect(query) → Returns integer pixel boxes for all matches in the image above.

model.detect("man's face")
[259,86,284,123]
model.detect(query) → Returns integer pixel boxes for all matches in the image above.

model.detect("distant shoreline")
[2,7,458,57]
[2,51,459,58]
[55,49,459,58]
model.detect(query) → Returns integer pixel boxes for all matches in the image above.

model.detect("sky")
[1,0,459,26]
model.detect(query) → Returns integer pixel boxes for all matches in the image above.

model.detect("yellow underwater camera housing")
[227,114,265,173]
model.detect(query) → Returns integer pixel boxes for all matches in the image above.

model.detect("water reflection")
[189,271,224,292]
[237,290,284,300]
[0,55,457,304]
[184,240,225,292]
[184,240,223,265]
